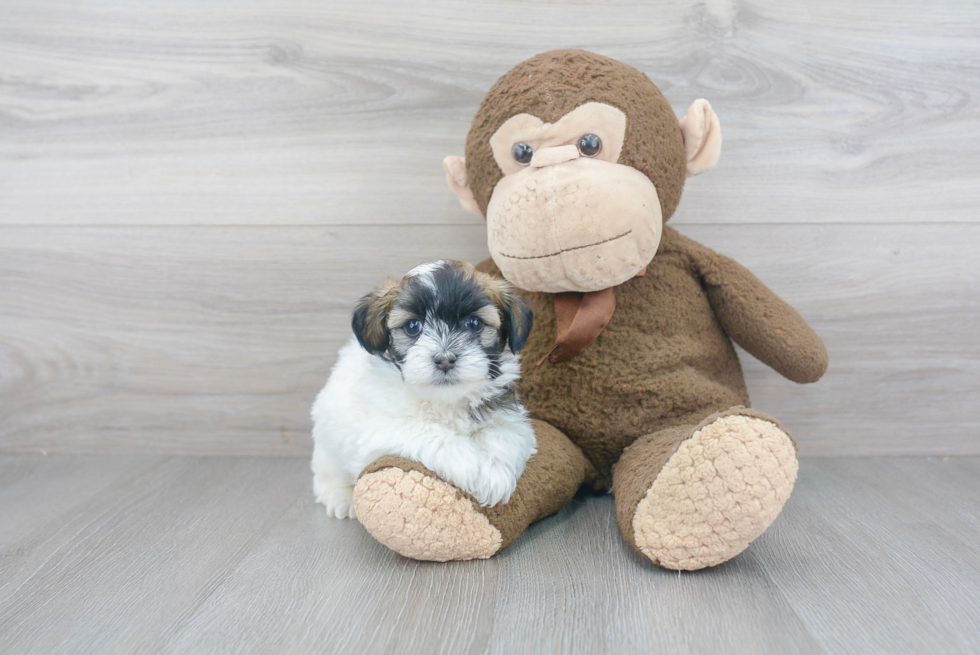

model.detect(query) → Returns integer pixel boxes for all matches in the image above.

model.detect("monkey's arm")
[674,229,828,383]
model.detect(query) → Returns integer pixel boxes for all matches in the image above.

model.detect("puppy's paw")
[469,461,519,508]
[316,486,357,520]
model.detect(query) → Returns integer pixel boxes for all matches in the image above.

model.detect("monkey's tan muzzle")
[486,158,663,293]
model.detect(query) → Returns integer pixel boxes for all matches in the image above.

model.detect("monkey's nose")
[530,145,579,168]
[433,351,457,371]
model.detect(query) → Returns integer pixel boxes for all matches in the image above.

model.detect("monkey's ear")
[443,156,483,217]
[679,99,722,177]
[351,281,399,355]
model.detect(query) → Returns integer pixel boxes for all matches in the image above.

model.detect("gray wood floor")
[1,454,978,654]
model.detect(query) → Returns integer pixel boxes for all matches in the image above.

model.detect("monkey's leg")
[612,407,798,571]
[352,420,595,561]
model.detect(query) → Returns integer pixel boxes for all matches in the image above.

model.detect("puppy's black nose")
[433,351,457,371]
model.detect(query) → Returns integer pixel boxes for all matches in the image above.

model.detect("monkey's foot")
[632,412,798,570]
[353,457,502,562]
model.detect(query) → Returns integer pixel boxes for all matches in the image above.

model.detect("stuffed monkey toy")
[351,50,828,570]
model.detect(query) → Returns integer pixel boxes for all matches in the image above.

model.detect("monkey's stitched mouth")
[498,230,632,260]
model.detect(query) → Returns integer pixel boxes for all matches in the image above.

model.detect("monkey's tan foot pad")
[353,467,502,561]
[633,414,798,571]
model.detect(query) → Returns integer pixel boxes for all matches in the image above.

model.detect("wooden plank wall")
[1,0,978,456]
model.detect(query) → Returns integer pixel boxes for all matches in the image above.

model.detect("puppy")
[311,260,536,519]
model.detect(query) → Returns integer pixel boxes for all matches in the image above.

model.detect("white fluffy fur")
[311,337,536,519]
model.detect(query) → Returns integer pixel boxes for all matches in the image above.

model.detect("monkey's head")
[444,50,721,293]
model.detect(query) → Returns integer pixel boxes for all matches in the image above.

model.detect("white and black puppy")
[311,260,536,519]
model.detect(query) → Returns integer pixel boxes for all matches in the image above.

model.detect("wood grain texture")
[1,0,978,226]
[759,457,980,653]
[0,456,304,652]
[1,0,978,456]
[0,454,978,653]
[0,454,168,551]
[1,223,977,456]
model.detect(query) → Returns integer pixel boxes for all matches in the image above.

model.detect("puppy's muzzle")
[433,351,457,372]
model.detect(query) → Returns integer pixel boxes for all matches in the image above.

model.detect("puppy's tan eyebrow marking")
[498,230,632,260]
[387,307,415,329]
[476,305,502,329]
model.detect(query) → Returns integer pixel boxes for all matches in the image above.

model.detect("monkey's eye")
[464,316,483,331]
[577,134,602,157]
[404,319,423,337]
[512,142,534,165]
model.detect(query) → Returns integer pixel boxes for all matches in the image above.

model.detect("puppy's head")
[352,260,533,401]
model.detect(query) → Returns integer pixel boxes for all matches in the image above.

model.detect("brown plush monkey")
[352,50,828,570]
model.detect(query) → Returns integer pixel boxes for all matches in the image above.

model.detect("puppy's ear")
[351,280,399,355]
[505,293,534,352]
[488,281,533,353]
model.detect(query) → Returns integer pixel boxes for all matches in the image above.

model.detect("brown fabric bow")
[537,267,646,365]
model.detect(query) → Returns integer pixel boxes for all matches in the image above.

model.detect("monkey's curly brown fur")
[478,227,827,488]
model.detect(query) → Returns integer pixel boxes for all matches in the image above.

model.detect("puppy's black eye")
[577,134,601,157]
[512,142,533,165]
[404,319,423,337]
[464,316,483,331]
